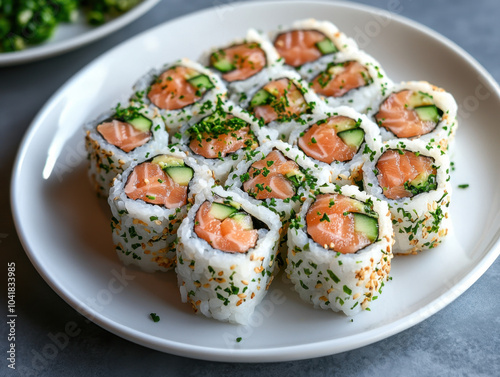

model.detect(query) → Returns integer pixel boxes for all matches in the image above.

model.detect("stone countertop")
[1,0,499,376]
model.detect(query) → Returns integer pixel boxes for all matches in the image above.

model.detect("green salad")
[0,0,142,52]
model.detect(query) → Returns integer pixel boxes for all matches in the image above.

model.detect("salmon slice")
[311,61,371,98]
[252,78,308,124]
[189,113,258,159]
[124,162,188,209]
[306,194,372,254]
[298,116,358,163]
[376,149,437,200]
[195,201,258,253]
[190,126,256,159]
[243,150,299,200]
[211,43,266,82]
[274,30,328,67]
[148,66,202,111]
[97,119,151,153]
[375,90,437,138]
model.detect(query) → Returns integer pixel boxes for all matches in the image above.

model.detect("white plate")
[0,0,159,67]
[11,0,500,362]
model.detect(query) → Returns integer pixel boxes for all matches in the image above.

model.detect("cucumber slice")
[250,89,273,108]
[408,91,434,108]
[327,63,346,77]
[151,156,184,168]
[228,212,254,230]
[315,38,338,55]
[406,171,437,195]
[228,200,241,210]
[285,170,305,187]
[212,57,236,73]
[410,171,430,188]
[187,74,215,91]
[164,166,194,186]
[209,202,237,220]
[127,114,152,132]
[414,105,442,123]
[352,213,378,242]
[330,116,358,133]
[337,128,365,149]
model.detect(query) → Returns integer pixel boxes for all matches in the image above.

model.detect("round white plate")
[11,0,500,362]
[0,0,159,67]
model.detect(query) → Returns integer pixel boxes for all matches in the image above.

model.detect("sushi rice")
[176,185,281,324]
[108,147,213,272]
[286,184,394,315]
[85,105,169,196]
[362,138,452,254]
[131,58,228,136]
[288,105,382,185]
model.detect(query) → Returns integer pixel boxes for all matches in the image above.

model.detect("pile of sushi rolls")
[362,138,452,254]
[108,147,213,272]
[233,66,323,139]
[172,98,271,183]
[270,18,359,79]
[286,184,393,315]
[200,28,282,97]
[301,49,393,113]
[288,105,381,185]
[81,17,462,322]
[369,81,458,151]
[131,58,227,135]
[85,103,169,196]
[176,185,281,324]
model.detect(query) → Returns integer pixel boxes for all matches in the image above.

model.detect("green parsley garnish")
[150,313,160,322]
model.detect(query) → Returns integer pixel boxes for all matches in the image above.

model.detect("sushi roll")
[200,28,282,97]
[225,140,320,254]
[303,50,393,113]
[288,105,381,185]
[362,138,452,254]
[176,185,281,324]
[131,58,227,135]
[85,103,169,196]
[369,81,458,151]
[271,18,358,79]
[171,99,271,183]
[235,66,322,139]
[286,184,393,315]
[108,148,213,272]
[225,140,320,216]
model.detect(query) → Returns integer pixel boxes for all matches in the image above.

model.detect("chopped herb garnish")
[150,313,160,322]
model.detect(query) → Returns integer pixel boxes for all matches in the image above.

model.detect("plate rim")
[0,0,160,67]
[10,0,500,362]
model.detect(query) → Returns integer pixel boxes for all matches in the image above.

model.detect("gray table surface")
[1,0,499,376]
